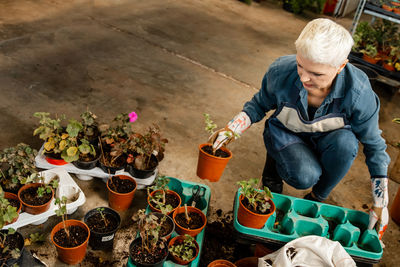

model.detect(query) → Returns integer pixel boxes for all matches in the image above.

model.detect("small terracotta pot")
[208,259,237,267]
[51,219,90,265]
[4,192,22,225]
[392,1,400,6]
[382,4,393,11]
[197,143,232,182]
[173,206,207,237]
[362,54,379,64]
[147,189,182,215]
[168,235,199,265]
[106,175,137,211]
[237,194,275,229]
[391,187,400,225]
[18,183,54,215]
[383,62,395,72]
[234,257,259,267]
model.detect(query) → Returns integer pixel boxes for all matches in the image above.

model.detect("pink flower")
[129,111,138,122]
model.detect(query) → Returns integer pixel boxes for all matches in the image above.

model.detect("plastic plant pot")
[172,206,207,237]
[106,175,137,211]
[362,54,379,65]
[168,235,199,265]
[72,155,100,170]
[128,237,168,267]
[17,183,54,215]
[127,154,158,179]
[152,212,175,240]
[147,189,182,216]
[208,259,237,267]
[84,207,121,250]
[51,219,90,265]
[237,194,275,229]
[4,192,22,225]
[196,143,232,182]
[0,229,24,267]
[44,152,68,165]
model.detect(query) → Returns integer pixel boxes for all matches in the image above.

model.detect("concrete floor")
[0,0,400,266]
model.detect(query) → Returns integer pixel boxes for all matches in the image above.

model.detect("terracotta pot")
[237,194,275,229]
[18,183,54,215]
[147,189,182,215]
[383,62,395,72]
[382,4,393,11]
[51,219,90,265]
[362,54,379,64]
[173,206,207,237]
[394,7,400,14]
[168,235,199,265]
[234,257,258,267]
[44,152,68,165]
[208,259,237,267]
[392,1,400,6]
[106,175,137,211]
[4,192,22,225]
[391,186,400,225]
[196,143,232,182]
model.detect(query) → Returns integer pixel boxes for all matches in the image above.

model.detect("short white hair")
[295,18,354,68]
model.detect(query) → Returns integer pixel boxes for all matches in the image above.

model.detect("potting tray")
[127,176,211,267]
[34,145,156,189]
[3,168,86,230]
[233,190,383,264]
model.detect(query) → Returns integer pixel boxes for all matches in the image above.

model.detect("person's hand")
[368,177,389,240]
[209,112,251,151]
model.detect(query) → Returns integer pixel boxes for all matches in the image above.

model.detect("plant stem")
[184,204,191,224]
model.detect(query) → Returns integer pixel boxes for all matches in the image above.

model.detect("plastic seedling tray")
[3,168,86,230]
[127,176,211,267]
[233,190,383,264]
[34,146,156,189]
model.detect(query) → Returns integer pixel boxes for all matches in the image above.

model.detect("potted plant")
[126,123,168,179]
[151,212,175,240]
[147,175,181,215]
[236,178,275,229]
[361,44,380,64]
[173,204,207,237]
[0,228,24,266]
[51,196,90,265]
[98,112,133,174]
[0,188,21,227]
[79,109,100,145]
[208,259,237,267]
[0,143,39,194]
[129,209,169,267]
[106,174,137,211]
[17,175,57,215]
[33,112,69,165]
[83,207,121,250]
[197,113,233,182]
[168,234,199,265]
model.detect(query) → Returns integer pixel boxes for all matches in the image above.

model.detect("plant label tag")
[115,170,125,175]
[102,234,114,242]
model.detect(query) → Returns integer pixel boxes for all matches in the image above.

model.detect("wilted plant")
[237,178,273,213]
[0,228,21,261]
[169,234,197,262]
[147,175,172,214]
[132,209,166,254]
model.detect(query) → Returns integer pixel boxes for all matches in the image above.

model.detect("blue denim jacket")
[243,55,390,176]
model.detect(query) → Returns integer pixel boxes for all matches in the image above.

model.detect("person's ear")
[337,59,348,74]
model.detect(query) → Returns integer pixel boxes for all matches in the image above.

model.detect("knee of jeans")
[282,164,321,190]
[329,130,359,158]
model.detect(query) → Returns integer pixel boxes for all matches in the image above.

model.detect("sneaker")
[262,175,283,193]
[303,192,321,202]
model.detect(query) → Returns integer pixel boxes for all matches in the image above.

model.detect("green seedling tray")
[127,177,211,267]
[233,189,383,264]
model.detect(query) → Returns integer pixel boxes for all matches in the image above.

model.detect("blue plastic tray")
[127,177,211,267]
[233,189,383,263]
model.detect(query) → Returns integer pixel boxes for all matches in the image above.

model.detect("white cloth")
[258,236,356,267]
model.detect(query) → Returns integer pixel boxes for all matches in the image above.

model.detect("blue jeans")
[264,128,359,201]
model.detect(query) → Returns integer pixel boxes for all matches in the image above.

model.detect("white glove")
[368,177,389,240]
[208,112,251,151]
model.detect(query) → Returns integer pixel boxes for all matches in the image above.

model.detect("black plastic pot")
[127,155,158,179]
[98,160,125,175]
[150,212,175,240]
[128,237,168,267]
[84,207,121,250]
[72,155,100,170]
[0,229,24,266]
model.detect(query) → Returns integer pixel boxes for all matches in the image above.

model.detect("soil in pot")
[175,212,204,229]
[86,213,119,234]
[202,145,230,158]
[241,197,272,215]
[130,239,168,266]
[7,198,20,211]
[149,191,180,211]
[0,180,21,195]
[108,175,136,193]
[85,208,120,250]
[0,230,24,265]
[19,186,52,206]
[53,225,89,248]
[99,153,126,174]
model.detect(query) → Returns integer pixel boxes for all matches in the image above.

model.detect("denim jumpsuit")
[243,55,390,201]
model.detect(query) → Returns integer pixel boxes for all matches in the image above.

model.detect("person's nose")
[298,70,311,83]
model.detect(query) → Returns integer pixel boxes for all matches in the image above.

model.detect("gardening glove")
[209,111,251,151]
[368,177,389,241]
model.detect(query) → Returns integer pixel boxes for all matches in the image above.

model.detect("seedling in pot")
[0,188,18,229]
[33,112,67,155]
[55,196,70,238]
[203,113,238,155]
[237,178,273,214]
[169,234,198,262]
[148,175,173,214]
[96,207,109,228]
[36,175,58,198]
[0,228,21,261]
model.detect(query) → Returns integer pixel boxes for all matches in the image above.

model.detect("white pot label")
[102,234,114,242]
